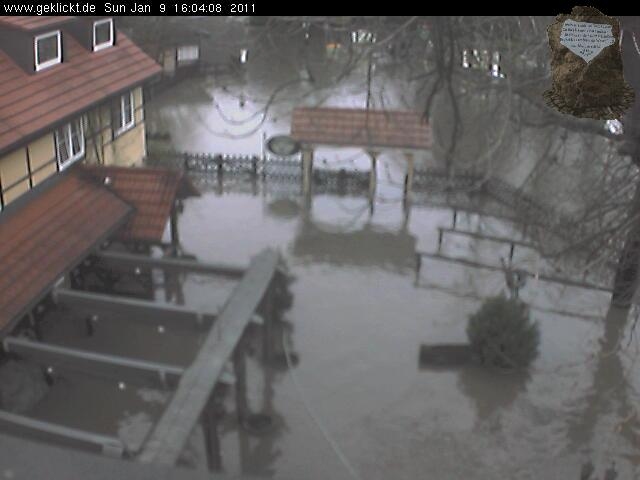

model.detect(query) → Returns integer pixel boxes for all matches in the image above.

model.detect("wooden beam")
[417,251,611,292]
[96,251,246,279]
[438,227,537,249]
[0,410,126,457]
[301,148,314,195]
[139,249,280,466]
[3,337,184,388]
[201,396,223,472]
[368,151,378,202]
[404,152,414,200]
[415,281,604,321]
[54,288,215,330]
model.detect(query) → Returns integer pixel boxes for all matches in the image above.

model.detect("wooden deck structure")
[0,247,282,471]
[3,336,185,388]
[139,249,280,465]
[97,250,246,278]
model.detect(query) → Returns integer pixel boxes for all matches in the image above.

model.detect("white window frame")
[115,91,135,136]
[55,118,85,170]
[34,31,61,72]
[93,18,114,52]
[177,45,199,63]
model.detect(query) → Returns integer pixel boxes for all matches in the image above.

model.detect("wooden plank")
[439,227,536,249]
[139,249,280,466]
[97,251,246,279]
[417,251,611,292]
[54,288,216,330]
[419,344,474,369]
[0,411,125,457]
[415,282,604,321]
[3,337,185,388]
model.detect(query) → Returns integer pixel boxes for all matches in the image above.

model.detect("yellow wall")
[0,86,148,207]
[162,48,176,76]
[28,134,56,186]
[134,87,144,124]
[0,149,29,204]
[103,87,146,167]
[104,122,146,167]
[84,109,105,165]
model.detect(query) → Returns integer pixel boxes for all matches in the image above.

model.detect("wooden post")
[85,315,96,337]
[262,286,274,363]
[216,155,223,177]
[251,156,258,179]
[302,147,314,195]
[216,155,224,195]
[170,204,180,257]
[29,312,43,342]
[201,395,222,472]
[251,156,259,196]
[368,150,378,203]
[403,152,415,200]
[233,341,248,424]
[402,201,412,231]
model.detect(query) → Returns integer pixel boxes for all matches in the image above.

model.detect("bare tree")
[136,16,640,313]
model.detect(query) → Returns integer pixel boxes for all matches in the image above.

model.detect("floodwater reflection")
[566,307,640,459]
[169,178,640,478]
[457,366,529,425]
[140,20,640,475]
[293,218,416,272]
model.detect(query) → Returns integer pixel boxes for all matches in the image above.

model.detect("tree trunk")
[611,179,640,307]
[611,18,640,308]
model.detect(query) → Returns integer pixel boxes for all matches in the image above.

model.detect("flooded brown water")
[28,184,639,478]
[22,18,640,479]
[173,187,637,479]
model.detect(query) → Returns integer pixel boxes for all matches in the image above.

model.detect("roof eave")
[0,200,134,339]
[0,69,161,159]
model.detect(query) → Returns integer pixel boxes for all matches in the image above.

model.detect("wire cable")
[282,330,363,480]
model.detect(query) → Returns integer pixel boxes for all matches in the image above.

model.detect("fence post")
[252,156,258,179]
[215,155,223,177]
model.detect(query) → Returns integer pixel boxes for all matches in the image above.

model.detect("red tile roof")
[0,29,161,156]
[0,16,74,31]
[83,166,200,243]
[0,170,132,334]
[291,107,432,150]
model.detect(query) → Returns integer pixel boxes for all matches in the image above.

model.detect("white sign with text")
[560,19,615,63]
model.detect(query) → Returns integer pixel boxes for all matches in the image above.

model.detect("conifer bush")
[467,295,540,369]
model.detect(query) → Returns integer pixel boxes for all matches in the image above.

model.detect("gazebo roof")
[291,107,431,151]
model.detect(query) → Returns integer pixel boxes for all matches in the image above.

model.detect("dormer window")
[34,31,61,71]
[93,18,114,51]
